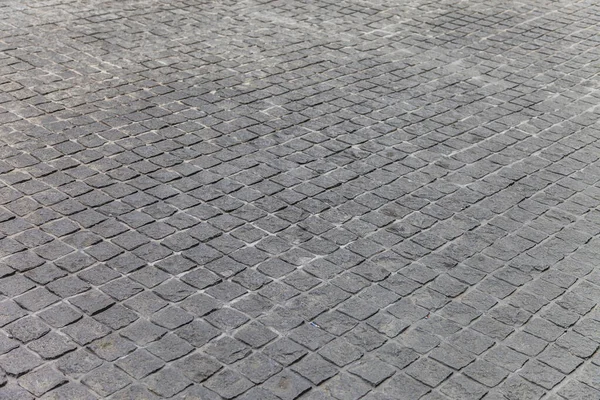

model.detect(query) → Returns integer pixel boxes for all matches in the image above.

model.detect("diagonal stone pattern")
[0,0,599,398]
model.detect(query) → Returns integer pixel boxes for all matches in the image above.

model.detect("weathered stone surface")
[0,0,598,397]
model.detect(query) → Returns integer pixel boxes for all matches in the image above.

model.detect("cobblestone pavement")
[1,0,600,398]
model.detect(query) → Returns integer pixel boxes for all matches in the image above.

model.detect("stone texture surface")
[0,0,599,398]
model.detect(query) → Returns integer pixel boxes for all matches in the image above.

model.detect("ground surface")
[0,0,599,399]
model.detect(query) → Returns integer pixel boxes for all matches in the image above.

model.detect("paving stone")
[205,336,251,364]
[318,338,364,367]
[348,357,396,386]
[400,328,442,354]
[430,343,475,370]
[263,370,311,400]
[573,318,600,343]
[93,303,138,330]
[204,369,254,399]
[180,293,220,317]
[1,0,600,397]
[39,303,83,328]
[231,322,275,350]
[40,382,97,400]
[471,316,514,341]
[237,387,281,400]
[499,376,546,400]
[147,333,194,362]
[519,359,564,389]
[6,316,50,343]
[0,347,42,376]
[120,319,167,346]
[18,365,67,397]
[235,353,282,383]
[113,349,164,379]
[0,383,35,400]
[377,372,431,400]
[123,291,168,316]
[174,352,222,383]
[88,334,136,361]
[55,349,103,378]
[176,319,220,348]
[264,338,308,366]
[69,290,115,315]
[557,331,599,358]
[557,380,600,400]
[205,307,250,330]
[61,317,111,345]
[406,357,453,387]
[15,287,60,311]
[463,359,509,388]
[28,331,76,359]
[150,305,193,329]
[143,367,192,397]
[180,268,221,289]
[524,317,565,342]
[81,364,132,397]
[110,385,160,400]
[0,274,35,297]
[440,374,489,400]
[367,312,410,338]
